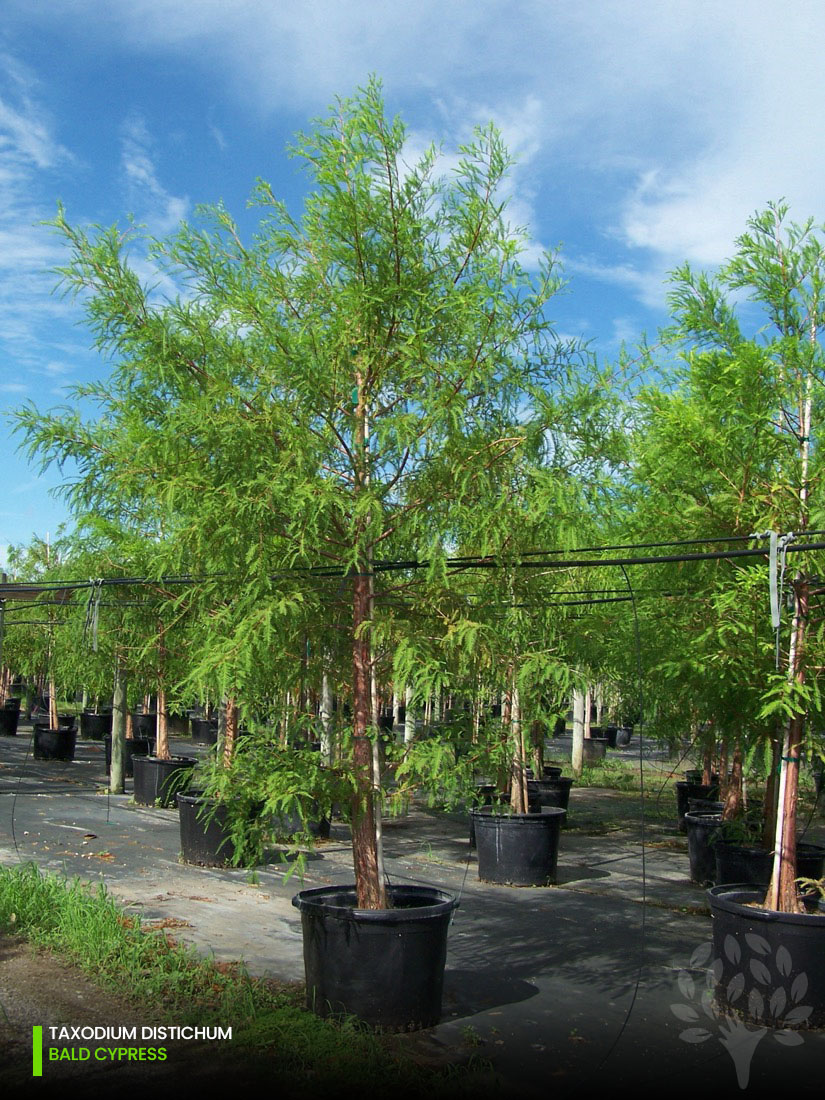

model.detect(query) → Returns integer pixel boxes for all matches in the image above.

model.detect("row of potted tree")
[3,78,824,1031]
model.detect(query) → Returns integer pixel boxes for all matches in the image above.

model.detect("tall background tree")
[622,202,825,911]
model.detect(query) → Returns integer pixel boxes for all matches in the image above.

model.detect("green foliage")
[191,731,352,869]
[9,76,619,900]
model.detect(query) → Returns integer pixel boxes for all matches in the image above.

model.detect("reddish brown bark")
[722,743,743,820]
[223,697,238,767]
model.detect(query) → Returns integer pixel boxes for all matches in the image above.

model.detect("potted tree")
[625,203,825,1025]
[16,79,588,1030]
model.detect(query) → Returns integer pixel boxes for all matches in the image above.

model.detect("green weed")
[0,862,485,1095]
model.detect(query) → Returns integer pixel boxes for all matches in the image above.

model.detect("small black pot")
[32,725,77,762]
[131,713,157,739]
[190,717,219,745]
[526,766,563,780]
[684,811,725,885]
[0,708,20,736]
[709,885,825,1028]
[104,735,155,778]
[714,840,825,888]
[133,755,197,808]
[675,781,720,832]
[177,792,235,866]
[582,737,608,764]
[292,883,458,1031]
[271,805,331,841]
[472,806,566,886]
[80,711,113,740]
[688,798,725,814]
[714,841,773,886]
[528,775,574,813]
[798,841,825,881]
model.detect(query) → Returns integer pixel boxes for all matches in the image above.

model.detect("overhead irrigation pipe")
[2,538,824,597]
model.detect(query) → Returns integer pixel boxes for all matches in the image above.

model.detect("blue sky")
[2,0,825,566]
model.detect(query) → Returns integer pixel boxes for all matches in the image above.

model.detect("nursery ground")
[1,726,824,1097]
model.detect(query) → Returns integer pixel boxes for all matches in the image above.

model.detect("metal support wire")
[592,564,648,1069]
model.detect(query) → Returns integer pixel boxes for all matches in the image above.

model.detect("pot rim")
[708,883,825,924]
[291,882,458,922]
[683,810,724,822]
[470,805,567,822]
[139,755,198,766]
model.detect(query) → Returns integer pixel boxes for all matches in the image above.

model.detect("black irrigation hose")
[5,532,825,599]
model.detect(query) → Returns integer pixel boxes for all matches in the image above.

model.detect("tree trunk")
[509,682,528,814]
[765,578,808,913]
[110,657,127,794]
[320,670,334,763]
[404,683,416,744]
[572,688,585,778]
[722,742,743,819]
[47,675,58,731]
[155,686,170,760]
[762,732,781,849]
[155,624,170,760]
[351,570,385,909]
[223,697,238,767]
[702,739,715,786]
[530,719,544,778]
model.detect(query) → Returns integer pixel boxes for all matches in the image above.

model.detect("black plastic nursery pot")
[32,724,77,762]
[271,805,331,841]
[675,780,720,833]
[714,841,773,886]
[472,806,566,886]
[605,725,632,749]
[527,776,574,824]
[79,710,112,740]
[190,717,219,745]
[684,810,725,886]
[132,755,197,808]
[713,840,824,888]
[0,708,20,736]
[104,735,155,778]
[131,712,157,739]
[177,792,241,866]
[527,776,572,804]
[582,737,608,764]
[467,788,540,848]
[291,883,458,1032]
[798,842,825,880]
[708,885,825,1028]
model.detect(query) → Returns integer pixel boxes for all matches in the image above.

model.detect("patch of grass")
[0,862,488,1094]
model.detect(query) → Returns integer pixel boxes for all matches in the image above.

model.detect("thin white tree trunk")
[404,683,416,744]
[572,688,585,778]
[320,669,334,763]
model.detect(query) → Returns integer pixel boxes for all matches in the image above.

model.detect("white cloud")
[6,0,825,307]
[120,114,190,234]
[0,57,79,382]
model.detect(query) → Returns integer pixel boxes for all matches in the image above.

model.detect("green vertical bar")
[32,1026,42,1076]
